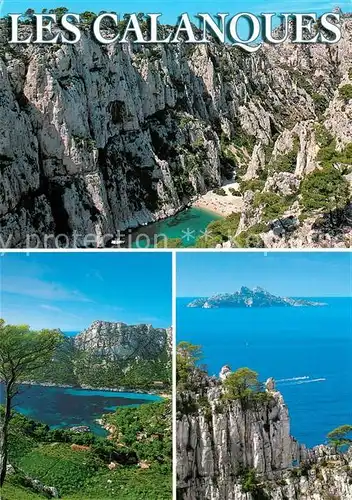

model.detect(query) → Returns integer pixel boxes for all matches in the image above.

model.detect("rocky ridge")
[0,17,351,247]
[74,320,170,360]
[187,286,326,308]
[177,367,352,499]
[33,320,172,389]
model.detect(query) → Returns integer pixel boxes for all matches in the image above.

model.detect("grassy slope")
[1,483,46,499]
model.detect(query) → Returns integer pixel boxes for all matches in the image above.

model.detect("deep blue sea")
[1,384,161,435]
[177,297,352,448]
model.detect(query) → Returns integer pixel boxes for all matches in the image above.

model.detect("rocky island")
[187,286,327,308]
[176,349,352,499]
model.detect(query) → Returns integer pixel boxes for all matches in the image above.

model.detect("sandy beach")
[193,183,243,217]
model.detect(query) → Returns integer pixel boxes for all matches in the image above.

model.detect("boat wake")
[277,376,326,386]
[295,378,326,384]
[276,376,309,382]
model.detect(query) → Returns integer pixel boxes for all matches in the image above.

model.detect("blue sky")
[177,252,352,297]
[2,0,351,19]
[0,252,172,331]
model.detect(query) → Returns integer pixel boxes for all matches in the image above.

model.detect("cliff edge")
[176,364,352,499]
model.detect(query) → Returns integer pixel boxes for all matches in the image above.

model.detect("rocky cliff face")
[33,320,171,389]
[1,17,351,247]
[177,369,352,499]
[75,320,170,360]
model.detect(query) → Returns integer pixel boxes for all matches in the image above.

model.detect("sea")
[1,384,161,435]
[176,297,352,448]
[129,207,221,248]
[0,331,161,435]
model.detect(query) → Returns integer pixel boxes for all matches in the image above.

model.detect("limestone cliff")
[33,320,171,389]
[75,320,170,360]
[0,17,351,247]
[177,368,352,499]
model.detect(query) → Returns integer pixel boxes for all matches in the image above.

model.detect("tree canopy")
[222,367,270,408]
[0,320,63,394]
[176,342,203,387]
[327,425,352,451]
[300,165,350,224]
[0,320,63,486]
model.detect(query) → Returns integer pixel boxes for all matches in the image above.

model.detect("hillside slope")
[33,321,172,389]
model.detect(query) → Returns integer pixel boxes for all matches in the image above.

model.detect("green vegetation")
[177,342,272,420]
[104,401,171,468]
[213,187,227,196]
[300,165,350,226]
[314,124,352,170]
[338,84,352,100]
[177,342,203,388]
[311,92,328,114]
[0,320,63,487]
[195,213,241,248]
[219,130,254,179]
[235,223,268,248]
[327,425,352,451]
[222,368,271,409]
[156,237,182,248]
[18,444,102,495]
[2,401,171,499]
[253,192,291,222]
[194,214,269,249]
[72,351,171,390]
[31,332,171,391]
[268,138,299,174]
[239,178,265,193]
[0,483,46,499]
[239,467,269,499]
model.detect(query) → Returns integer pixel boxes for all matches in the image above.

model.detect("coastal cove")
[0,383,162,436]
[129,207,222,248]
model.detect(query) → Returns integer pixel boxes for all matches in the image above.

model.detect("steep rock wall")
[0,18,351,246]
[177,373,352,499]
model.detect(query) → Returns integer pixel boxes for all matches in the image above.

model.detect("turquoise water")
[130,207,221,248]
[3,384,161,435]
[177,297,352,448]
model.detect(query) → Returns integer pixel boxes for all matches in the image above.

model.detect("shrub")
[104,401,172,465]
[213,187,227,196]
[253,192,289,221]
[65,466,172,499]
[300,165,350,223]
[311,92,328,113]
[18,444,103,495]
[239,179,265,193]
[327,424,352,451]
[235,222,268,248]
[177,342,203,386]
[222,368,270,408]
[338,84,352,100]
[195,212,241,247]
[268,137,299,174]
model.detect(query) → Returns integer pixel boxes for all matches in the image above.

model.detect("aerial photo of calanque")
[0,252,172,499]
[176,251,352,500]
[0,11,351,248]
